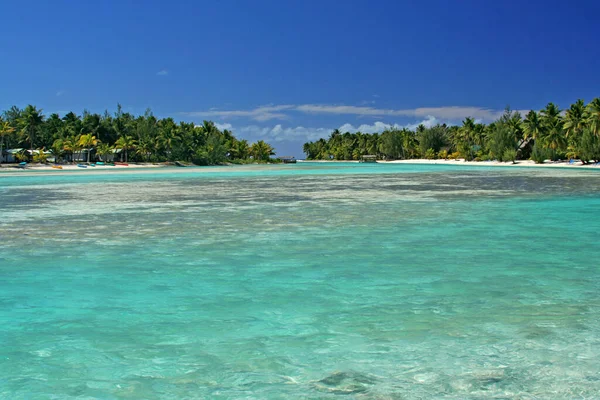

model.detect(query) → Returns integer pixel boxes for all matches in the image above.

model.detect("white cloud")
[182,105,294,122]
[296,104,503,120]
[156,70,169,76]
[184,104,505,122]
[338,116,440,134]
[215,123,233,131]
[237,124,331,142]
[56,90,65,97]
[217,117,444,144]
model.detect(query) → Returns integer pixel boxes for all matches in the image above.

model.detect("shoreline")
[0,162,168,173]
[301,158,600,169]
[1,159,599,176]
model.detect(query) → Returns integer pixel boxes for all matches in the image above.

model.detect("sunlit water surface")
[1,163,600,399]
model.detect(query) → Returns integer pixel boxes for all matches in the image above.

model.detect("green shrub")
[424,148,437,159]
[530,144,547,164]
[502,148,517,163]
[32,152,48,163]
[438,149,448,160]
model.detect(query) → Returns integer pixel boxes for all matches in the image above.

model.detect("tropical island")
[303,99,600,165]
[0,104,277,167]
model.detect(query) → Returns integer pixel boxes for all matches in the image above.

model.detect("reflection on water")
[1,164,600,398]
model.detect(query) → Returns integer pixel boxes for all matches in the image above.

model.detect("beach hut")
[360,155,377,163]
[279,156,297,164]
[3,148,24,163]
[72,148,96,163]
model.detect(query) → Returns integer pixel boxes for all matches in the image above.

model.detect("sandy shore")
[383,159,600,168]
[0,162,168,173]
[303,159,600,169]
[1,159,599,176]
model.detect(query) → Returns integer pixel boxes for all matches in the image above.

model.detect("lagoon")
[1,163,600,398]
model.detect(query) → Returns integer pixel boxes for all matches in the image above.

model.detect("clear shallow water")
[1,163,600,399]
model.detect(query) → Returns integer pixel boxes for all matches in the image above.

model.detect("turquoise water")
[1,163,600,399]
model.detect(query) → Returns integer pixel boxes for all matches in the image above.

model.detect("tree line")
[0,104,276,165]
[303,98,600,164]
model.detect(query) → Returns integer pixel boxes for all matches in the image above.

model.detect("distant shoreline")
[301,159,600,169]
[1,159,599,176]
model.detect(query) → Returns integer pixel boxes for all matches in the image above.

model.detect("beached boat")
[115,162,129,166]
[52,165,63,169]
[77,164,87,168]
[16,162,27,169]
[96,162,105,165]
[174,161,187,167]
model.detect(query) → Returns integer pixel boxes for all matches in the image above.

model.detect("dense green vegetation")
[0,105,276,165]
[303,99,600,164]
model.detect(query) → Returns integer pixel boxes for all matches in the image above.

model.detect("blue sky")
[1,0,599,157]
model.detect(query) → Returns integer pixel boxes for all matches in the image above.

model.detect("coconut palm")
[50,138,65,163]
[78,134,99,163]
[564,99,586,139]
[586,97,600,136]
[523,110,542,142]
[19,105,44,153]
[234,139,250,160]
[456,117,476,159]
[541,119,567,151]
[96,143,113,163]
[114,135,137,162]
[250,140,275,161]
[61,138,75,163]
[136,138,154,161]
[541,102,562,122]
[0,118,15,164]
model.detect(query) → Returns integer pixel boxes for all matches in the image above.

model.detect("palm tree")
[61,137,75,163]
[71,135,82,163]
[586,97,600,136]
[564,99,586,139]
[78,134,99,163]
[19,105,44,153]
[50,138,65,163]
[456,117,476,160]
[541,119,567,151]
[523,110,542,141]
[235,139,250,160]
[115,135,137,162]
[96,143,113,163]
[136,139,154,161]
[250,140,275,161]
[541,102,561,122]
[539,103,565,153]
[157,118,179,159]
[0,118,15,164]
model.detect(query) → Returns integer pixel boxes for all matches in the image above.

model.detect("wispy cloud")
[56,90,65,97]
[338,116,440,134]
[295,104,504,120]
[184,104,506,122]
[182,105,294,122]
[156,69,169,76]
[219,117,441,144]
[215,122,233,131]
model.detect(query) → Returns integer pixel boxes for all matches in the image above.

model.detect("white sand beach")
[0,162,168,173]
[383,159,600,168]
[302,159,600,169]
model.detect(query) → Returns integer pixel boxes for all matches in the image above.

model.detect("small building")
[2,148,25,163]
[279,156,297,164]
[360,155,377,163]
